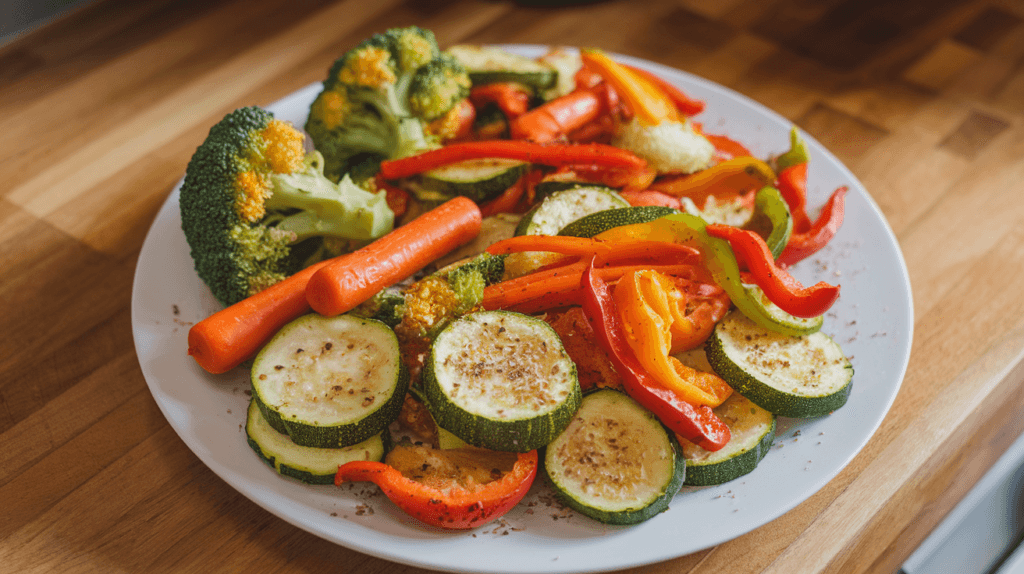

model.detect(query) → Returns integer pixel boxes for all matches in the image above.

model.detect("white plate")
[131,47,913,574]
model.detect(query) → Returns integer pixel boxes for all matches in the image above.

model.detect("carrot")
[509,84,616,143]
[306,196,483,317]
[187,260,331,374]
[470,83,532,119]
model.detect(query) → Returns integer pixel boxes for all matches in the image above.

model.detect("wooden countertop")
[4,0,1024,572]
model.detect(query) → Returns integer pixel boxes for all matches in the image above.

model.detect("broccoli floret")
[305,27,471,181]
[180,106,395,306]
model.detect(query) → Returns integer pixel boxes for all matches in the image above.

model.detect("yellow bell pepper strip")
[580,261,731,451]
[580,49,679,126]
[335,448,538,530]
[777,186,847,266]
[647,156,776,206]
[595,213,825,336]
[705,224,840,318]
[622,63,706,117]
[378,140,648,180]
[614,270,733,407]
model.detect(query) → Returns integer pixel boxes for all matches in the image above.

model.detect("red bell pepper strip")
[478,175,527,218]
[776,162,812,233]
[379,141,648,180]
[705,224,840,318]
[335,449,538,530]
[705,133,753,162]
[778,186,847,266]
[580,261,731,451]
[373,174,411,218]
[620,189,683,209]
[486,234,700,265]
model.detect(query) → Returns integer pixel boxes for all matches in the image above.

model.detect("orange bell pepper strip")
[614,270,732,407]
[335,449,537,530]
[469,82,532,120]
[580,262,731,451]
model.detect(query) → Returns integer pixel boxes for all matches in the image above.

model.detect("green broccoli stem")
[264,152,395,242]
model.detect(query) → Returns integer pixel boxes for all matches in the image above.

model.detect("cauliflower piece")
[613,119,714,175]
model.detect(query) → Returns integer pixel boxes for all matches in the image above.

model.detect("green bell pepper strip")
[774,127,810,173]
[741,186,793,260]
[594,213,825,336]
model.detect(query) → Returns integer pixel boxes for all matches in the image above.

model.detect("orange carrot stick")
[187,260,331,374]
[306,197,483,317]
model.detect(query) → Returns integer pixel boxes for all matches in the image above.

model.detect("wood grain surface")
[3,0,1024,572]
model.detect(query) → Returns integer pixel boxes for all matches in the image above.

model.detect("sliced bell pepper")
[774,126,811,173]
[705,133,753,162]
[705,224,840,318]
[580,49,679,126]
[741,186,793,260]
[622,63,706,117]
[614,270,732,406]
[647,156,776,206]
[776,162,812,233]
[485,234,701,265]
[595,213,827,335]
[478,175,527,218]
[778,186,847,266]
[580,262,731,451]
[335,448,538,530]
[379,141,648,180]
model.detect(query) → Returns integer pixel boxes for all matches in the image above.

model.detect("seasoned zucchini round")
[705,311,853,418]
[251,314,408,448]
[514,185,629,237]
[678,392,775,486]
[419,158,529,203]
[544,389,686,525]
[422,310,581,452]
[245,399,386,485]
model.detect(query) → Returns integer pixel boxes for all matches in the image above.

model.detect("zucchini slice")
[677,392,775,486]
[514,185,629,237]
[245,399,386,485]
[423,310,581,452]
[705,311,853,418]
[557,205,679,238]
[419,158,529,203]
[544,389,686,525]
[252,314,408,448]
[447,44,557,90]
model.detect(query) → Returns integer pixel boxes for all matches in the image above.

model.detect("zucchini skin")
[705,311,853,418]
[422,310,581,453]
[514,186,630,237]
[418,159,529,204]
[557,205,679,238]
[544,389,687,525]
[245,399,387,485]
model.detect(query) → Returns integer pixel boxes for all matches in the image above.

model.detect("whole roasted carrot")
[509,83,616,143]
[187,260,331,374]
[306,196,482,317]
